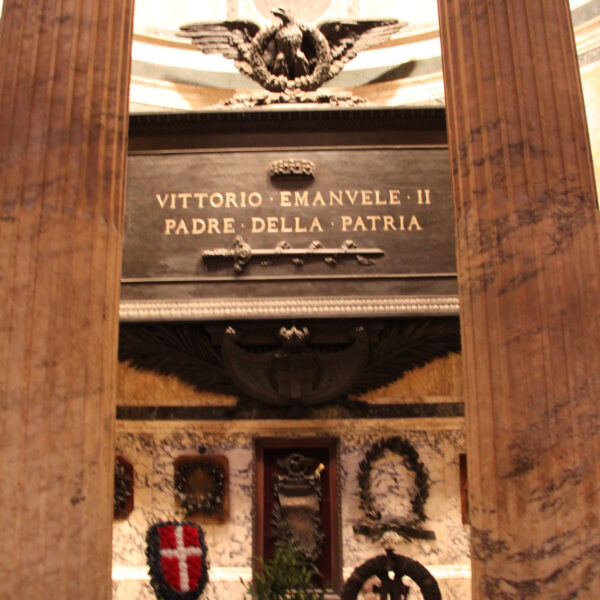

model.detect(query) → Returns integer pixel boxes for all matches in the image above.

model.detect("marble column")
[0,1,133,598]
[437,0,600,597]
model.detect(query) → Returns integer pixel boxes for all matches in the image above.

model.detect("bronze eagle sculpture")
[178,7,406,93]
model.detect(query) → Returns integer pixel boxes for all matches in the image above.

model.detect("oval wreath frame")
[357,436,430,526]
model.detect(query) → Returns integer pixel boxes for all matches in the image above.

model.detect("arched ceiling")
[128,0,600,112]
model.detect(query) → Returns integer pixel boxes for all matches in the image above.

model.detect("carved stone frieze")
[217,90,368,108]
[118,318,461,409]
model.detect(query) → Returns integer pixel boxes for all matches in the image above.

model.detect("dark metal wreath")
[247,21,332,92]
[114,456,134,519]
[175,460,226,516]
[354,436,435,540]
[341,550,441,600]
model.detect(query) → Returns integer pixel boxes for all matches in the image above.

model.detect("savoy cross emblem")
[146,521,208,600]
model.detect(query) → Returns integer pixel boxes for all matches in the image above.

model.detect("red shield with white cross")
[146,521,208,600]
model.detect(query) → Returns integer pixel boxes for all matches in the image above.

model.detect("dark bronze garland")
[114,456,134,519]
[175,460,225,516]
[357,436,430,527]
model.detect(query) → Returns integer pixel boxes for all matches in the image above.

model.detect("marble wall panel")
[112,420,469,599]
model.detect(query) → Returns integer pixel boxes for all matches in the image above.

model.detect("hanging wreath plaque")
[114,455,134,519]
[354,436,435,541]
[174,455,228,523]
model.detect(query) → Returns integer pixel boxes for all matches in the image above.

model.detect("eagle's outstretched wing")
[347,318,461,397]
[178,20,262,79]
[119,323,238,396]
[317,19,407,79]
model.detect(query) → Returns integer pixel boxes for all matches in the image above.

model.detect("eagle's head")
[271,7,294,23]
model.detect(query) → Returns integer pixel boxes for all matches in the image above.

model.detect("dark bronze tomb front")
[121,108,457,321]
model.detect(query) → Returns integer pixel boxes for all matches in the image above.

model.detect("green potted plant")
[242,542,326,600]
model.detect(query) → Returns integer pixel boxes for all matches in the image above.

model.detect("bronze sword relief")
[202,236,384,273]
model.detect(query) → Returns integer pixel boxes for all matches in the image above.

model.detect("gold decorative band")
[119,295,459,321]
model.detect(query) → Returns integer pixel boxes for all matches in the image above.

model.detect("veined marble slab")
[113,421,469,599]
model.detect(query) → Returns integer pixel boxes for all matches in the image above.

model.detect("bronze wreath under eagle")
[178,7,406,93]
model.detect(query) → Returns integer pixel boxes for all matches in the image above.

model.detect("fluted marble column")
[0,1,133,598]
[438,0,600,597]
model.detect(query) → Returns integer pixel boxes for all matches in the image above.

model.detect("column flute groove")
[438,0,600,597]
[0,0,134,598]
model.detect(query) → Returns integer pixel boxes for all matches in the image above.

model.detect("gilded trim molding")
[119,295,459,321]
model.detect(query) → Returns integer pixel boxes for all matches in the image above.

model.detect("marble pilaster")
[0,1,134,598]
[438,0,600,597]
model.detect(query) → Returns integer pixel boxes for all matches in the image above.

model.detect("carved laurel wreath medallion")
[247,23,332,92]
[174,459,226,517]
[355,436,435,540]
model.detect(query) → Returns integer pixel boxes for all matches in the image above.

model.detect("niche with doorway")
[254,437,341,593]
